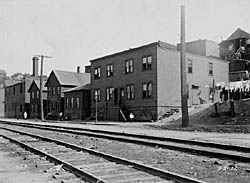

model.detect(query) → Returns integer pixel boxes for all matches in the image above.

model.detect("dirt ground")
[0,137,63,183]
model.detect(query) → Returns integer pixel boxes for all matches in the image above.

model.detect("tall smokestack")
[32,57,39,77]
[77,66,81,73]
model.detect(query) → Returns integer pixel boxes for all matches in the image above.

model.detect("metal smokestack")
[77,66,81,73]
[32,57,39,77]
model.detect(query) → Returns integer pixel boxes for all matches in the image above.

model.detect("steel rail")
[0,126,206,183]
[1,121,250,163]
[0,133,107,183]
[1,120,250,153]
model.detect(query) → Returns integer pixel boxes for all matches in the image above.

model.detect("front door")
[192,85,200,105]
[119,88,125,106]
[114,88,118,105]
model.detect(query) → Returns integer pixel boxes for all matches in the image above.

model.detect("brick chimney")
[32,57,39,77]
[77,66,81,73]
[85,65,91,73]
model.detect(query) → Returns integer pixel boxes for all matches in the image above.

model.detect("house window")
[106,87,114,101]
[107,64,114,77]
[57,87,60,94]
[125,59,133,74]
[94,67,101,79]
[37,91,39,98]
[71,98,74,108]
[142,82,153,99]
[20,84,23,93]
[94,89,101,102]
[32,91,35,99]
[48,87,50,96]
[187,59,193,73]
[66,98,69,109]
[53,87,56,95]
[209,63,213,75]
[76,97,80,108]
[35,104,38,113]
[126,84,135,100]
[142,56,152,71]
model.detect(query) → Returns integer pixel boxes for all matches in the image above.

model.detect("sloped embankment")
[150,100,250,133]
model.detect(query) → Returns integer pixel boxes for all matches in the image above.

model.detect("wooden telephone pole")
[35,55,52,121]
[180,5,189,127]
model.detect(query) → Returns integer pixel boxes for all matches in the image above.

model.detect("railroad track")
[0,136,84,183]
[1,120,250,164]
[0,126,205,183]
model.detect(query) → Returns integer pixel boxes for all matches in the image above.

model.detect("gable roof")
[28,80,47,92]
[45,70,90,87]
[63,83,90,93]
[226,28,250,41]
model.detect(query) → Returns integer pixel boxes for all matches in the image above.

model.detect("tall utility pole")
[180,5,189,127]
[35,55,52,121]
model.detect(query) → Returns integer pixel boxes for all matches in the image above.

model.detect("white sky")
[1,0,250,76]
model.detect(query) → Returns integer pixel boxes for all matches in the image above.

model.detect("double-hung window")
[106,87,114,101]
[107,64,113,77]
[126,84,135,100]
[94,89,101,102]
[125,59,133,74]
[20,84,23,93]
[76,97,80,108]
[142,56,152,71]
[71,98,74,108]
[94,67,101,79]
[209,62,213,75]
[187,59,193,74]
[142,82,153,99]
[66,98,69,109]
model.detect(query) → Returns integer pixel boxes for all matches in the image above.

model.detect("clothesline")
[216,80,250,92]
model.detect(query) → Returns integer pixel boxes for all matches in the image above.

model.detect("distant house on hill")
[219,28,250,81]
[44,69,90,119]
[28,80,47,119]
[63,84,91,120]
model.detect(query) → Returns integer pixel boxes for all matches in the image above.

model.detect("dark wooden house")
[44,70,90,119]
[27,80,47,119]
[63,84,91,120]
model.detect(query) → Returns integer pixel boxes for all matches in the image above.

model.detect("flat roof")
[90,41,177,62]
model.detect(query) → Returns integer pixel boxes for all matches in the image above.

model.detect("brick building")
[90,41,229,121]
[28,80,47,119]
[4,57,44,118]
[45,69,90,118]
[63,84,90,120]
[4,75,42,118]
